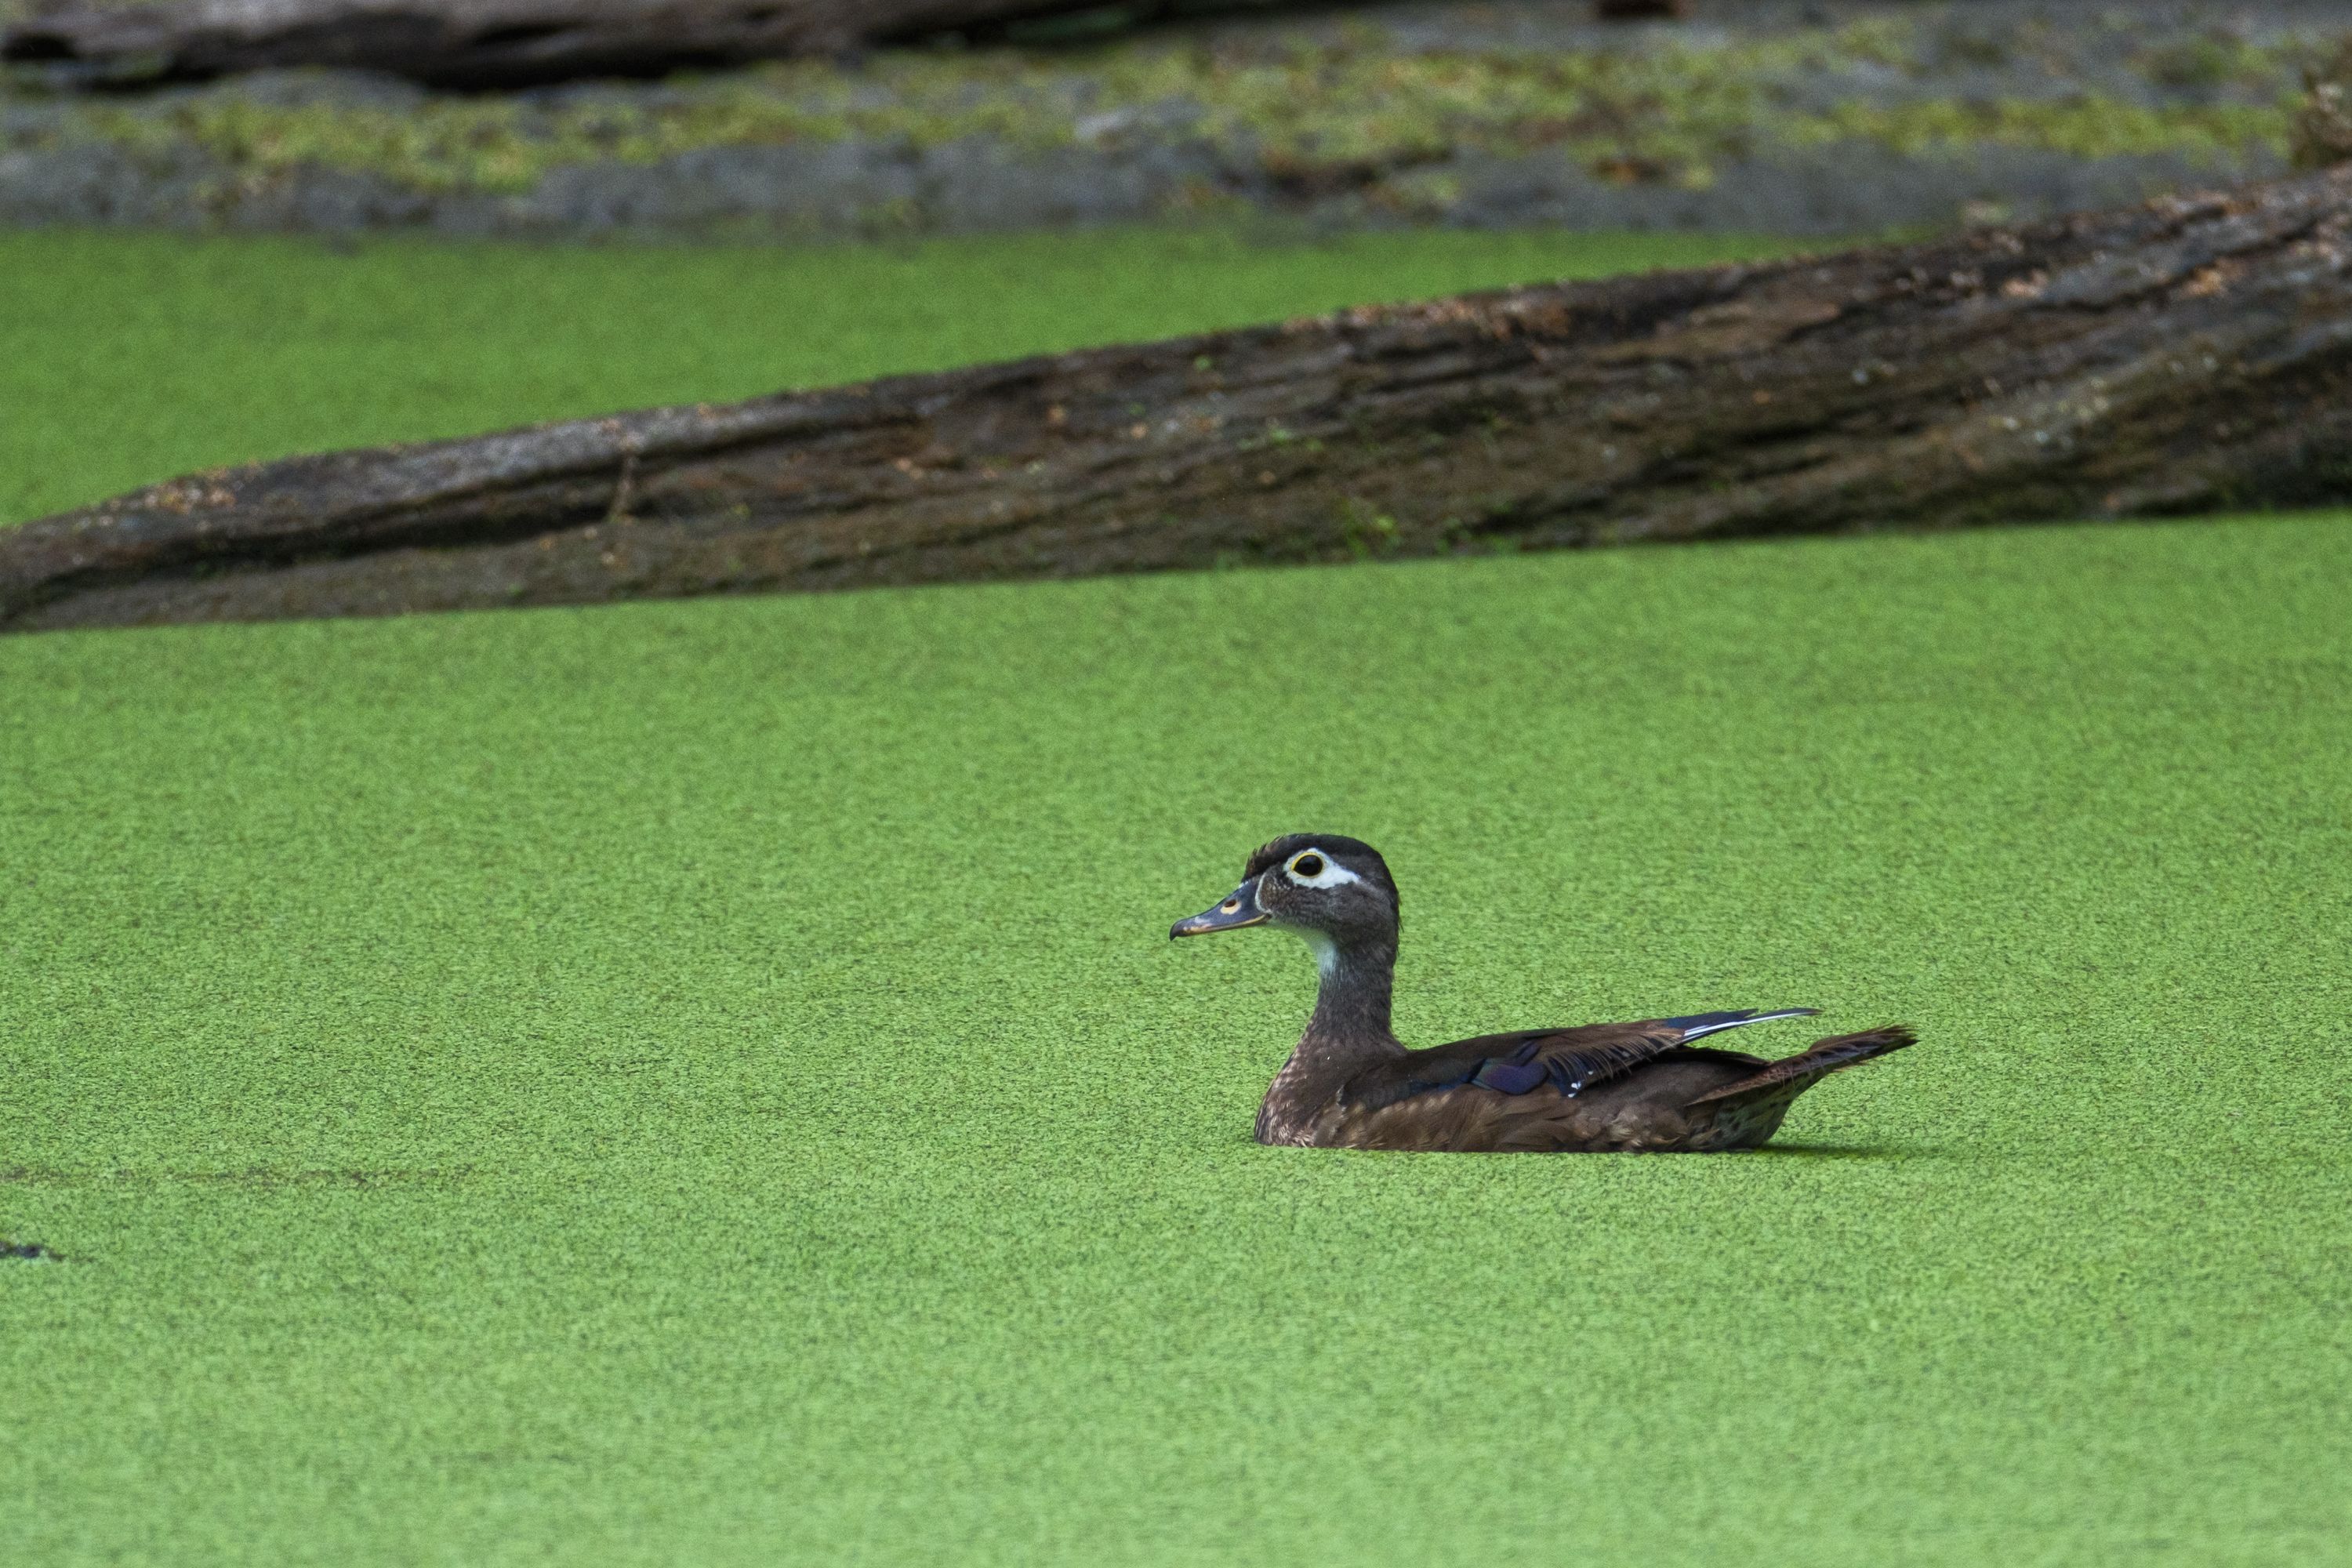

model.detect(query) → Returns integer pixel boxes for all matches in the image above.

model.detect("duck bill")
[1170,877,1269,938]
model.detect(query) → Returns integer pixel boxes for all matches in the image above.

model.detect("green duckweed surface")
[5,220,2350,1563]
[0,223,1813,526]
[5,511,2351,1564]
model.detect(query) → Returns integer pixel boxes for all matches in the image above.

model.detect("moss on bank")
[2,13,2328,205]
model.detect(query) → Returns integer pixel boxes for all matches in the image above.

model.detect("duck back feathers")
[1279,1014,1916,1153]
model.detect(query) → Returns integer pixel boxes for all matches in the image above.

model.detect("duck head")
[1169,833,1400,969]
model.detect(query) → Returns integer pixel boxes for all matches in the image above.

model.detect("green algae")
[3,209,2349,1568]
[3,514,2349,1565]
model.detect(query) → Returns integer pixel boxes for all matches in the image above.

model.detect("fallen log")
[8,166,2352,634]
[0,0,1265,87]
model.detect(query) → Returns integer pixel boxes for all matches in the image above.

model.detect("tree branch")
[8,167,2350,633]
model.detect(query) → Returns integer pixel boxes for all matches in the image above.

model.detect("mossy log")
[1,0,1270,86]
[8,167,2352,634]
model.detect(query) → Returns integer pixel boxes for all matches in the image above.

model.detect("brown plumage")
[1171,834,1915,1153]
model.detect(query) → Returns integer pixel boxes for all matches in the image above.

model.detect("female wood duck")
[1171,834,1915,1152]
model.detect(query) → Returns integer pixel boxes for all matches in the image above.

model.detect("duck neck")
[1258,931,1403,1144]
[1302,931,1399,1055]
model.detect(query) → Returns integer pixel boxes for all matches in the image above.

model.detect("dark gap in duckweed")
[2,1240,65,1261]
[0,1166,477,1187]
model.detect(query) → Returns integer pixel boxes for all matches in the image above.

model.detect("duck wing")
[1342,1007,1820,1116]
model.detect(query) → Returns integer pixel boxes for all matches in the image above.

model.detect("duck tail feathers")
[1662,1007,1821,1041]
[1683,1025,1918,1109]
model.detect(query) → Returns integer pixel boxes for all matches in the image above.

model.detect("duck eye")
[1291,853,1325,879]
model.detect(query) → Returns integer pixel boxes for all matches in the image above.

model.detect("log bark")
[1,0,1246,86]
[8,166,2352,635]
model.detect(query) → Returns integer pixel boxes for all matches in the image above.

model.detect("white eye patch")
[1283,848,1362,889]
